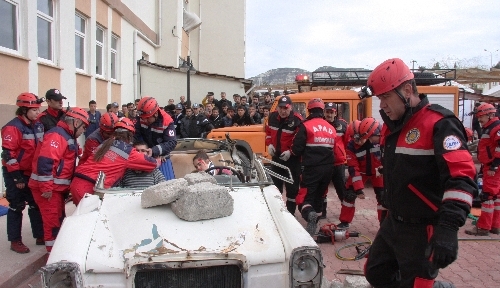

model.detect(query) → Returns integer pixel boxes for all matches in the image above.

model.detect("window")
[75,14,86,70]
[110,34,118,80]
[37,0,54,61]
[96,25,104,76]
[0,0,18,51]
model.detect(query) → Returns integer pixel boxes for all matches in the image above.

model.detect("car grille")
[134,265,242,288]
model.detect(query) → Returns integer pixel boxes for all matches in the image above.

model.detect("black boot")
[319,201,327,219]
[433,281,456,288]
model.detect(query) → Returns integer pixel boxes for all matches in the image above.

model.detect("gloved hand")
[426,225,458,269]
[480,192,493,202]
[279,150,291,161]
[355,189,365,199]
[268,144,276,157]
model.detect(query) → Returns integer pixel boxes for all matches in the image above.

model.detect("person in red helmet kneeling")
[71,118,159,205]
[361,58,477,288]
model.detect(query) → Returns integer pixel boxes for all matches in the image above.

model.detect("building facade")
[0,0,247,117]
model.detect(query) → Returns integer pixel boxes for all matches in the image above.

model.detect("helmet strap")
[395,89,410,108]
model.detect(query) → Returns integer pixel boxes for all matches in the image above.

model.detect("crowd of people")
[2,58,497,288]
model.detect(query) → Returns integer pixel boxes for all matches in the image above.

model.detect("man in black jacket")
[192,103,214,137]
[173,104,184,138]
[209,107,224,129]
[232,105,254,126]
[38,89,66,132]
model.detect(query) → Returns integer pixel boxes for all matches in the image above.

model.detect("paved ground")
[292,182,500,288]
[1,181,499,288]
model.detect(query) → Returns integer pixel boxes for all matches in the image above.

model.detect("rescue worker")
[265,95,303,215]
[362,58,477,288]
[29,107,89,252]
[38,88,66,132]
[135,96,177,157]
[344,120,361,147]
[322,102,348,218]
[292,98,336,236]
[338,117,386,229]
[79,112,119,165]
[465,103,500,236]
[71,118,159,205]
[2,93,45,253]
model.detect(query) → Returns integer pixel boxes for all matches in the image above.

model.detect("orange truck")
[207,68,460,157]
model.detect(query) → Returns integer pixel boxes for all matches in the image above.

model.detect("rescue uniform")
[29,121,81,251]
[79,128,105,165]
[265,110,303,214]
[292,115,336,221]
[339,139,386,224]
[326,119,347,203]
[71,139,159,205]
[365,96,477,288]
[135,109,177,157]
[475,117,500,231]
[38,107,65,132]
[1,116,44,243]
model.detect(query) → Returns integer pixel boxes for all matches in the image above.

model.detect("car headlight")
[40,262,83,288]
[290,247,323,287]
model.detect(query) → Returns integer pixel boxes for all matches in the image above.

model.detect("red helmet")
[476,103,496,117]
[307,98,325,110]
[137,96,159,118]
[358,117,381,140]
[464,127,473,142]
[346,120,361,140]
[100,112,119,132]
[114,117,135,133]
[368,58,414,96]
[66,107,90,126]
[16,93,44,108]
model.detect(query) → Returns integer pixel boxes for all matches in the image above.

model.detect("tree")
[495,61,500,69]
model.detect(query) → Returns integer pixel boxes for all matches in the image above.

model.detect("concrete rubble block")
[331,279,344,288]
[343,275,372,288]
[183,172,218,185]
[141,178,188,208]
[171,182,234,221]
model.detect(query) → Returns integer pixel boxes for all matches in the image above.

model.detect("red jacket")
[327,119,347,165]
[74,140,159,188]
[29,121,80,193]
[291,116,336,166]
[477,118,500,169]
[79,128,105,166]
[265,111,303,156]
[1,116,44,175]
[135,109,177,157]
[345,139,383,191]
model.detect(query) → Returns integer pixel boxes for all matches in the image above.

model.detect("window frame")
[36,0,55,63]
[95,24,105,77]
[110,34,119,81]
[74,12,87,72]
[0,0,20,54]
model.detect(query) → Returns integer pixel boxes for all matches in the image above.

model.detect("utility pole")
[410,60,417,71]
[484,49,499,68]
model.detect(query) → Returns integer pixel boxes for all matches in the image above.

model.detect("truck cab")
[207,68,459,157]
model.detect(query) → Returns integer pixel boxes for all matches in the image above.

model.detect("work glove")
[268,144,276,157]
[355,189,365,199]
[279,150,291,161]
[426,225,458,269]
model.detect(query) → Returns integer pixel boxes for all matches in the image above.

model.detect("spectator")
[252,94,260,107]
[192,103,214,137]
[209,107,224,128]
[180,107,197,138]
[222,107,235,127]
[106,103,112,112]
[71,118,158,205]
[240,96,249,110]
[121,104,128,117]
[205,103,214,118]
[134,96,177,158]
[134,98,140,107]
[127,102,135,111]
[264,92,273,106]
[218,92,232,111]
[127,105,138,126]
[2,93,45,253]
[38,89,66,132]
[168,99,175,105]
[262,106,270,125]
[221,103,229,117]
[173,104,184,138]
[29,108,89,252]
[203,92,219,110]
[164,104,176,118]
[85,100,101,138]
[249,104,261,124]
[233,94,241,109]
[233,105,254,126]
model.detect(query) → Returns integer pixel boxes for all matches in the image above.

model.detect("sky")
[245,0,500,78]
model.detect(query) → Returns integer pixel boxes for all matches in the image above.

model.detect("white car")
[40,137,323,288]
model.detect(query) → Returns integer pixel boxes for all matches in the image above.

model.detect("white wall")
[139,65,245,107]
[121,0,157,30]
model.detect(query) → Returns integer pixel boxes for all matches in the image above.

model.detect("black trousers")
[365,214,439,288]
[300,164,333,220]
[271,155,301,214]
[3,167,43,241]
[331,164,346,201]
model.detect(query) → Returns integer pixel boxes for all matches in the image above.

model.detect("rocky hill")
[250,66,364,86]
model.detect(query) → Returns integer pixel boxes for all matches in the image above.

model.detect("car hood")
[83,187,286,273]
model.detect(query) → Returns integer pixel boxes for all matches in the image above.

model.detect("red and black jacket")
[79,128,105,166]
[291,116,336,167]
[380,95,477,229]
[327,119,347,165]
[135,109,177,157]
[38,107,65,132]
[477,117,500,170]
[265,111,303,156]
[345,139,383,191]
[1,116,44,176]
